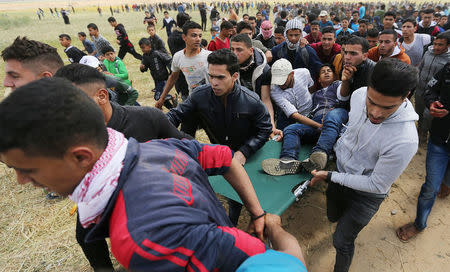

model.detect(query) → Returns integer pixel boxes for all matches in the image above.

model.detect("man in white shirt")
[156,21,211,109]
[401,18,432,66]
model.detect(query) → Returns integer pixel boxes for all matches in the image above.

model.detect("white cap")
[271,59,293,86]
[79,56,100,68]
[319,10,328,17]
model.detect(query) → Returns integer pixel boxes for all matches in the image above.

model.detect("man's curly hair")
[1,36,63,74]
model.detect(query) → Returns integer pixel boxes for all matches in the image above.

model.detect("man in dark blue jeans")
[397,62,450,242]
[309,59,419,272]
[262,64,348,175]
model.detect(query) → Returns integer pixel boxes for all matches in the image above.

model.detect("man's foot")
[302,151,327,171]
[396,223,421,242]
[46,192,60,200]
[438,183,450,198]
[261,158,303,176]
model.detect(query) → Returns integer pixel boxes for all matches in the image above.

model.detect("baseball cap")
[271,59,293,86]
[79,56,100,68]
[319,10,328,17]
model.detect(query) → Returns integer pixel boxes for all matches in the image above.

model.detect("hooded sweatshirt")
[417,20,441,36]
[417,46,450,93]
[331,87,418,196]
[368,45,411,64]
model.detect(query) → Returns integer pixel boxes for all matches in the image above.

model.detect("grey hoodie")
[417,46,450,93]
[331,87,418,195]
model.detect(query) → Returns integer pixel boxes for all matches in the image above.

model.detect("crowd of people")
[1,1,450,271]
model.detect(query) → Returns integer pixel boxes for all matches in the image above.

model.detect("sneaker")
[261,158,303,176]
[46,192,60,200]
[303,151,327,171]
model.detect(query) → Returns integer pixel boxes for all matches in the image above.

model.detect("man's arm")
[290,112,322,129]
[166,92,197,127]
[146,107,193,139]
[260,85,282,140]
[156,70,180,109]
[338,65,357,100]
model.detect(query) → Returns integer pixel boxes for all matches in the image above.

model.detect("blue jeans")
[280,108,349,159]
[414,139,450,230]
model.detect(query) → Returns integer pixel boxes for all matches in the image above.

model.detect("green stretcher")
[209,140,312,215]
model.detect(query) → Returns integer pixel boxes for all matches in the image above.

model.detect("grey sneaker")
[261,158,303,176]
[303,151,328,171]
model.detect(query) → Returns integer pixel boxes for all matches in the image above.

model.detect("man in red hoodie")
[310,26,341,64]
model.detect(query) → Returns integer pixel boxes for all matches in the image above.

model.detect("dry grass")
[0,6,220,271]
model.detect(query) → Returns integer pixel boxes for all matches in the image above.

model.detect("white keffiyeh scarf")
[69,128,128,228]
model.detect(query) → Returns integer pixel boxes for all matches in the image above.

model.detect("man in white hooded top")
[309,58,419,272]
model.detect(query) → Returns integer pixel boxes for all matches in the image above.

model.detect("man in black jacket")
[107,16,142,60]
[167,49,272,225]
[54,63,190,271]
[397,62,450,242]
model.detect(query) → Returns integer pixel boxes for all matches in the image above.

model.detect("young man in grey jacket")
[309,58,419,272]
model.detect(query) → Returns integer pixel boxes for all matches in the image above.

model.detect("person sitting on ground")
[311,27,341,64]
[367,29,411,64]
[304,20,322,44]
[102,45,131,86]
[58,34,86,63]
[166,49,272,226]
[274,26,286,45]
[396,62,450,242]
[255,20,277,49]
[0,77,269,271]
[147,23,169,54]
[271,19,322,80]
[2,36,63,92]
[262,63,345,175]
[138,38,175,109]
[309,58,419,272]
[78,32,96,55]
[54,63,190,271]
[208,20,234,51]
[366,28,379,49]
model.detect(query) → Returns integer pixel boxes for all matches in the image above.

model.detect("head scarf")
[284,19,303,50]
[261,20,273,39]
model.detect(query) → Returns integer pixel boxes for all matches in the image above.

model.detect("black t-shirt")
[114,24,130,46]
[108,102,192,142]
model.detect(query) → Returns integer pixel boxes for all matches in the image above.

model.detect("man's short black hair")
[344,36,370,53]
[87,23,98,30]
[0,77,108,157]
[322,26,335,35]
[307,13,317,22]
[164,10,168,14]
[1,36,63,74]
[369,58,418,97]
[107,16,116,23]
[220,20,234,30]
[402,18,417,27]
[280,11,287,19]
[236,21,252,33]
[434,12,442,18]
[310,20,320,27]
[147,23,155,29]
[54,63,106,90]
[423,8,435,15]
[138,37,151,46]
[367,28,380,38]
[274,26,285,34]
[182,21,202,35]
[207,49,239,76]
[248,16,256,21]
[78,32,87,37]
[436,30,450,44]
[359,19,368,25]
[352,10,359,15]
[243,13,249,18]
[379,29,397,41]
[384,11,396,19]
[101,45,115,55]
[320,63,336,74]
[231,33,252,48]
[59,34,71,40]
[176,12,190,28]
[229,20,237,26]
